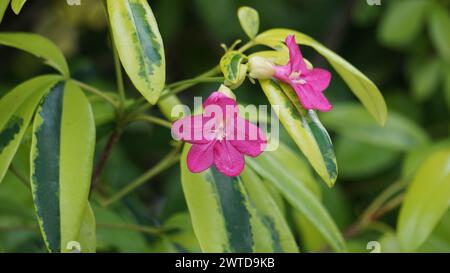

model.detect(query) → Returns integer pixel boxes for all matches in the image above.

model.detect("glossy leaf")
[220,50,247,89]
[247,142,320,197]
[429,4,450,61]
[11,0,27,14]
[237,6,259,39]
[402,140,450,179]
[378,0,430,48]
[107,0,166,104]
[180,144,298,253]
[259,79,338,186]
[76,203,96,253]
[397,149,450,251]
[255,29,387,126]
[320,103,429,151]
[247,144,346,252]
[0,0,10,24]
[0,33,69,77]
[30,81,95,253]
[0,75,62,184]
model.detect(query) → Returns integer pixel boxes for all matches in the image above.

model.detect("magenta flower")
[172,91,267,177]
[274,35,332,112]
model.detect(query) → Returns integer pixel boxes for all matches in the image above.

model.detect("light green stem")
[102,147,181,207]
[132,115,173,129]
[71,80,119,108]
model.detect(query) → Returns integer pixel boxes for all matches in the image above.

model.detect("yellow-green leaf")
[180,144,298,253]
[237,6,259,39]
[397,149,450,251]
[220,50,247,89]
[31,81,95,253]
[76,203,96,253]
[255,28,387,126]
[259,79,337,187]
[247,144,346,252]
[107,0,166,104]
[0,0,11,24]
[0,32,70,77]
[11,0,27,14]
[0,75,62,184]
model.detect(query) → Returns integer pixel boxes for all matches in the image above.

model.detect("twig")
[101,145,181,207]
[9,164,31,189]
[90,124,123,195]
[131,115,173,129]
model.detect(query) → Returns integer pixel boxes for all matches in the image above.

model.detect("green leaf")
[377,0,430,48]
[220,50,247,89]
[397,149,450,251]
[237,6,259,39]
[107,0,166,104]
[76,203,96,253]
[248,142,321,197]
[410,57,441,101]
[444,65,450,111]
[161,212,200,253]
[30,81,96,253]
[247,144,346,252]
[11,0,27,15]
[336,136,400,179]
[0,75,62,184]
[180,144,298,253]
[255,29,387,126]
[320,103,429,151]
[0,0,10,24]
[402,140,450,179]
[429,4,450,62]
[0,33,70,77]
[259,79,338,187]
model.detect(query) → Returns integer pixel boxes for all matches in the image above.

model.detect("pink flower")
[274,35,332,112]
[172,92,267,177]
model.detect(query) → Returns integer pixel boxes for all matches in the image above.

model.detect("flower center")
[214,120,226,141]
[289,71,307,85]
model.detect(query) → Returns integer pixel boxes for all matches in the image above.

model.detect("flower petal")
[203,91,238,121]
[172,114,215,144]
[187,142,215,173]
[303,68,332,92]
[213,140,245,177]
[229,117,267,157]
[285,35,307,73]
[294,84,333,112]
[274,64,292,82]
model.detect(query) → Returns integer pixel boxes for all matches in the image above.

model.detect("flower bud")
[248,56,276,80]
[218,84,236,100]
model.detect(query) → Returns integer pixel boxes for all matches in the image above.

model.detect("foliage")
[0,0,449,253]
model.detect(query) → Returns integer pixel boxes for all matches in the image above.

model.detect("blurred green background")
[0,0,449,252]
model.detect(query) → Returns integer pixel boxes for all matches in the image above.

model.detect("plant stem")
[359,180,407,224]
[132,115,173,129]
[72,80,119,108]
[90,124,124,195]
[96,223,165,236]
[112,45,126,107]
[166,77,224,89]
[343,181,407,239]
[102,146,181,207]
[9,164,30,189]
[237,41,256,53]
